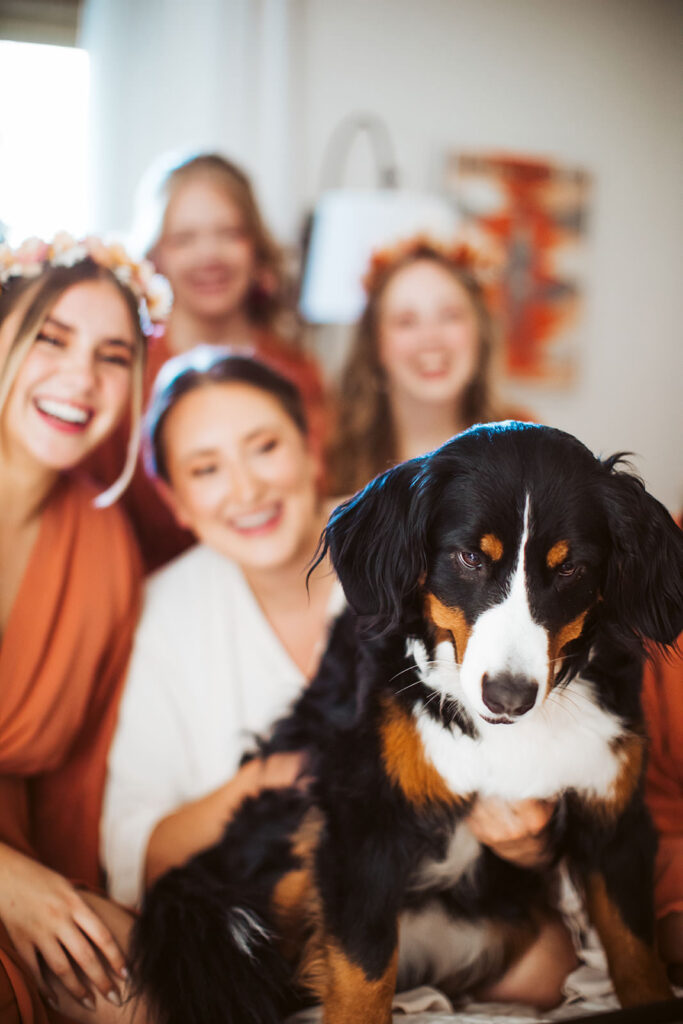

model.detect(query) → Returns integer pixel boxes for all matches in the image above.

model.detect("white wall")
[80,0,683,509]
[298,0,683,511]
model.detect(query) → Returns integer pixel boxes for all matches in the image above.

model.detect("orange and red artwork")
[445,152,591,386]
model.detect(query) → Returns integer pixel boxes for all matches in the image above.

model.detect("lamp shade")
[299,188,459,324]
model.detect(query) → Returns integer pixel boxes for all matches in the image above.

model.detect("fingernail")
[119,966,129,980]
[81,994,96,1010]
[106,989,122,1006]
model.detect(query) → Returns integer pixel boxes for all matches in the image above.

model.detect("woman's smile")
[33,396,94,432]
[187,264,237,294]
[227,502,283,535]
[412,350,451,378]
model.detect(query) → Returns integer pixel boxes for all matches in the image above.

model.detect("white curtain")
[79,0,305,242]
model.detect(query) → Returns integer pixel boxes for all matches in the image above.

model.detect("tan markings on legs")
[321,942,397,1024]
[271,808,324,962]
[425,592,471,662]
[546,540,570,569]
[585,873,670,1006]
[480,533,503,561]
[610,735,645,817]
[379,695,470,810]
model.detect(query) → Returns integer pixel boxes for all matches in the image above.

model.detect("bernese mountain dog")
[130,422,683,1024]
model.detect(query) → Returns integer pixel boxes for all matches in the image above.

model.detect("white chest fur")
[413,674,625,803]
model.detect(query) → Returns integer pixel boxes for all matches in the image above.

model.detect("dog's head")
[322,422,682,726]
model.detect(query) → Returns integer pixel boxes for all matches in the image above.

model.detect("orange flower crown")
[362,233,503,297]
[0,232,173,331]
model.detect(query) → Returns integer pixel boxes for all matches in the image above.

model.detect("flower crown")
[362,233,503,297]
[0,232,173,329]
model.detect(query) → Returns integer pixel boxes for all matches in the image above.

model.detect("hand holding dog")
[0,842,126,1009]
[466,797,556,868]
[237,751,309,799]
[145,751,308,888]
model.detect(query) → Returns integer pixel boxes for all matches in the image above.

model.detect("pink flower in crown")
[8,236,49,278]
[0,243,13,281]
[83,235,110,264]
[136,259,156,292]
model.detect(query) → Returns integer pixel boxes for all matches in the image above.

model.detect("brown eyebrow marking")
[480,533,503,561]
[547,540,570,569]
[548,609,589,665]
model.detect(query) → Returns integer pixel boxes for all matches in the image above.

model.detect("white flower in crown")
[113,263,133,286]
[145,273,173,321]
[51,231,90,268]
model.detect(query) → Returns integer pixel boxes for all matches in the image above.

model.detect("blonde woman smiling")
[0,236,167,1023]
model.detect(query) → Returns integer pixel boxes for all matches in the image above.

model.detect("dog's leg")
[569,795,671,1007]
[318,940,397,1024]
[303,817,406,1024]
[584,870,670,1006]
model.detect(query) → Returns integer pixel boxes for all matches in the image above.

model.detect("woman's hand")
[466,796,556,868]
[145,751,309,890]
[0,843,126,1009]
[236,751,308,801]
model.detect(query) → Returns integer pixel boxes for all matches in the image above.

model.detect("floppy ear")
[320,457,432,633]
[601,460,683,645]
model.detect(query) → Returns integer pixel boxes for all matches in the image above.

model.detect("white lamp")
[299,114,459,325]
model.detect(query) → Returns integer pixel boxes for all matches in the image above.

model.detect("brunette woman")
[327,236,526,496]
[102,347,341,907]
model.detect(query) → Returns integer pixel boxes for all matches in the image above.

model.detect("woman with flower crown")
[0,235,161,1023]
[89,152,327,572]
[326,236,527,496]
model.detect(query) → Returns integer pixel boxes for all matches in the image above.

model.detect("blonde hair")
[326,240,509,495]
[0,261,146,507]
[140,152,290,332]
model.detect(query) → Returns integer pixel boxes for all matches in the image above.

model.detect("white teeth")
[36,398,89,424]
[231,506,279,530]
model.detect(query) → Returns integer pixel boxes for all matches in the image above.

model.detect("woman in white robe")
[102,347,342,908]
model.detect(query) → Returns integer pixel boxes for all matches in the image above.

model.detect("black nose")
[482,672,538,718]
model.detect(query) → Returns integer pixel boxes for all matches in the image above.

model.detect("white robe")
[101,543,344,907]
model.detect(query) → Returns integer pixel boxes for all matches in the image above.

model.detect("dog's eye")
[457,550,483,570]
[557,561,577,577]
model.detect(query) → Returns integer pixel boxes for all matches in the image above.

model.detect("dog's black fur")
[130,423,683,1024]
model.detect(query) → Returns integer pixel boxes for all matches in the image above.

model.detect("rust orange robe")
[0,474,142,1023]
[643,640,683,920]
[88,328,328,573]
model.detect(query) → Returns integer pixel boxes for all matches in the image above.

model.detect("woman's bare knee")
[478,915,577,1010]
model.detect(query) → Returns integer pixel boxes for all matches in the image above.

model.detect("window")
[0,40,89,244]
